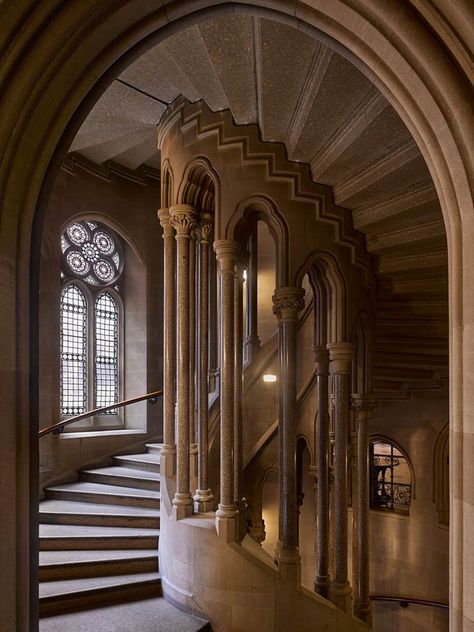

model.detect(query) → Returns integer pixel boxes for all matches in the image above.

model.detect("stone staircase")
[38,444,209,630]
[66,12,448,399]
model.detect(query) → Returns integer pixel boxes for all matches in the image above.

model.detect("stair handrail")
[39,389,162,438]
[370,594,448,609]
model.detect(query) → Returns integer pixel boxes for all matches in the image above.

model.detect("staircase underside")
[68,13,448,398]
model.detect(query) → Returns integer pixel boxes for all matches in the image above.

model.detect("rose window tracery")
[61,220,122,286]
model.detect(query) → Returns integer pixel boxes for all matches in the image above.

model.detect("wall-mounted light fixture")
[263,374,277,383]
[243,269,247,281]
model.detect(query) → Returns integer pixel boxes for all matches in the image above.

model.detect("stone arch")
[350,310,374,394]
[434,423,449,526]
[227,195,289,287]
[0,1,472,628]
[161,159,174,209]
[178,156,220,220]
[296,251,348,343]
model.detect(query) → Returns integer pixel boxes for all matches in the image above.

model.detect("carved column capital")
[313,344,330,374]
[351,394,377,420]
[199,212,214,244]
[170,204,198,237]
[214,239,242,270]
[328,342,354,374]
[272,287,305,322]
[158,207,176,236]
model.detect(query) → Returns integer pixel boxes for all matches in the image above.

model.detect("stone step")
[80,466,160,491]
[113,453,160,473]
[39,549,158,581]
[39,572,161,617]
[46,481,160,509]
[39,524,160,551]
[145,443,163,454]
[39,500,160,529]
[39,596,212,632]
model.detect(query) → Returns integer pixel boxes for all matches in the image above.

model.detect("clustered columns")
[328,342,354,612]
[169,204,197,519]
[272,287,306,570]
[214,239,244,542]
[352,394,377,623]
[193,213,214,513]
[313,345,330,598]
[244,226,260,363]
[157,209,176,478]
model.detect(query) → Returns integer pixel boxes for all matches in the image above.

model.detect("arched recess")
[350,310,374,395]
[296,251,348,344]
[434,423,449,526]
[227,195,289,288]
[161,159,174,209]
[369,434,415,513]
[178,156,220,218]
[0,2,472,629]
[177,156,220,387]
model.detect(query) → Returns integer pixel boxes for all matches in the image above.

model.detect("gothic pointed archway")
[0,2,472,630]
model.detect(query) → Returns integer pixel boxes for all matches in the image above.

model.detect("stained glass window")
[95,292,119,413]
[61,220,122,287]
[60,285,87,415]
[60,220,123,423]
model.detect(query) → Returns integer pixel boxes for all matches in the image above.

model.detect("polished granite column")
[273,287,305,572]
[313,345,331,598]
[328,342,354,611]
[194,214,214,513]
[170,204,197,519]
[214,239,241,541]
[157,208,176,478]
[352,393,376,622]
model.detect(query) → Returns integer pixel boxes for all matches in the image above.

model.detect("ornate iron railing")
[39,389,162,438]
[373,481,411,509]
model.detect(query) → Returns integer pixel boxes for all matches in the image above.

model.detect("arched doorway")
[0,2,471,630]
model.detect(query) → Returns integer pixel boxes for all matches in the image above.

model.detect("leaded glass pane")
[60,285,87,415]
[95,292,119,413]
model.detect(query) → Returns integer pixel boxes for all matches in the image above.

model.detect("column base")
[275,542,301,584]
[172,493,193,520]
[193,488,214,513]
[159,445,176,479]
[314,575,331,599]
[215,504,238,543]
[353,599,372,624]
[330,580,352,613]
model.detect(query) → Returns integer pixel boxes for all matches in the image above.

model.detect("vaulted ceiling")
[68,14,448,397]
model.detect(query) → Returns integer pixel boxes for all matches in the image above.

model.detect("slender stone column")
[328,342,354,612]
[194,214,214,513]
[157,209,176,477]
[170,204,197,519]
[352,394,377,622]
[214,239,241,541]
[273,287,305,569]
[244,226,260,362]
[234,254,245,506]
[189,226,197,451]
[313,345,331,598]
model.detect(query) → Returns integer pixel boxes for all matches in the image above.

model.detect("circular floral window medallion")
[61,220,123,286]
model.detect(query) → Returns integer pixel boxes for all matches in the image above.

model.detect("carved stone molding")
[170,204,198,236]
[157,208,174,235]
[272,287,305,322]
[199,212,214,244]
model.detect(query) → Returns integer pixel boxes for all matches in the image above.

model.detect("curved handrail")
[39,389,162,438]
[370,595,448,609]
